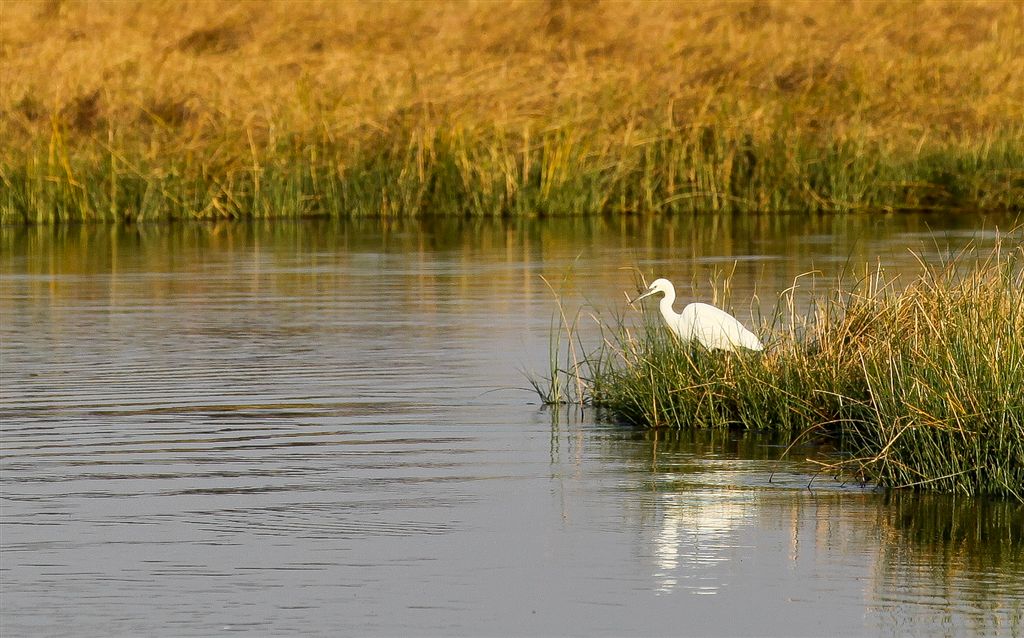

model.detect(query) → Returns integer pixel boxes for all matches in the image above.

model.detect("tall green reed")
[5,122,1023,224]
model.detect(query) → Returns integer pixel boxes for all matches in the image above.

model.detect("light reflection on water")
[1,215,1022,636]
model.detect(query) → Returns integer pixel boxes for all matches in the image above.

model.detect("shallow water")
[2,215,1022,636]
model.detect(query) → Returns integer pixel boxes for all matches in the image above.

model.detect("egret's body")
[632,278,764,352]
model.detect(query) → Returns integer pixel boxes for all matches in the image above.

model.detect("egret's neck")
[659,289,679,322]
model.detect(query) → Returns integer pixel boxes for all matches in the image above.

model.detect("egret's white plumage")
[631,278,764,352]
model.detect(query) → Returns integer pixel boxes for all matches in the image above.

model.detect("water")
[2,215,1022,636]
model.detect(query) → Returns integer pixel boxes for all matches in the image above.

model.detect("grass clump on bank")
[3,1,1024,223]
[541,237,1024,499]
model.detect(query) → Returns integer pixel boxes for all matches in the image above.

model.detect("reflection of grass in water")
[3,2,1024,222]
[874,489,1024,631]
[537,235,1024,499]
[878,489,1024,573]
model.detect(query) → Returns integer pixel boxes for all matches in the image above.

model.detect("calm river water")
[2,214,1023,637]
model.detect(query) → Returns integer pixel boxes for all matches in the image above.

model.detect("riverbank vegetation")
[3,1,1024,223]
[537,237,1024,500]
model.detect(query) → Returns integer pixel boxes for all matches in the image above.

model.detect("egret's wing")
[679,303,763,351]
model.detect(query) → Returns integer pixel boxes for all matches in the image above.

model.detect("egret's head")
[630,278,674,304]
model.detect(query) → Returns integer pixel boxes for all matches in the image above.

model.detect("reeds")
[538,235,1024,498]
[3,1,1024,222]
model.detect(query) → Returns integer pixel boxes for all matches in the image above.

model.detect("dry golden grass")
[2,0,1023,220]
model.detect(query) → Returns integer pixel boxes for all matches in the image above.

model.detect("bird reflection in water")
[649,488,758,595]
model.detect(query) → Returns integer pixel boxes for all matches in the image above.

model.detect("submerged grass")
[539,235,1024,499]
[3,1,1024,222]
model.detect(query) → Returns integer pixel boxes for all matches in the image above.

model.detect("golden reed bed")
[3,1,1023,220]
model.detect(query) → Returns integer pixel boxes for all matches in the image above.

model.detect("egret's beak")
[628,289,657,306]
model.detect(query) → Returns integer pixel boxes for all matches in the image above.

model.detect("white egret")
[630,278,764,352]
